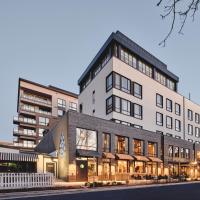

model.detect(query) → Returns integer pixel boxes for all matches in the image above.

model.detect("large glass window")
[133,82,142,99]
[156,112,163,126]
[166,116,173,129]
[76,128,97,151]
[106,96,113,114]
[39,117,49,126]
[133,104,142,119]
[174,147,179,158]
[156,94,163,108]
[180,148,185,158]
[57,98,66,108]
[175,103,181,116]
[166,99,173,112]
[185,149,190,159]
[121,76,131,93]
[188,124,193,135]
[138,61,152,78]
[133,139,144,156]
[168,146,173,158]
[188,109,193,121]
[148,142,157,157]
[114,73,121,89]
[114,96,121,113]
[135,161,146,174]
[102,133,110,152]
[117,160,128,173]
[115,136,129,154]
[106,73,113,92]
[121,99,131,115]
[175,119,181,132]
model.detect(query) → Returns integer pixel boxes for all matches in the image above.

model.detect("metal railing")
[21,95,52,106]
[0,173,54,190]
[13,117,36,125]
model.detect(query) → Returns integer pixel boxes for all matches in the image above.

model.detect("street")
[4,183,200,200]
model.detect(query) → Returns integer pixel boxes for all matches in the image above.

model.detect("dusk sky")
[0,0,200,141]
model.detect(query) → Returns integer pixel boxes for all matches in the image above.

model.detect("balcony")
[13,116,36,125]
[13,128,37,137]
[20,105,51,116]
[20,94,52,108]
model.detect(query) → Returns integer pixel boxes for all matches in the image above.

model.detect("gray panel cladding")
[67,110,162,163]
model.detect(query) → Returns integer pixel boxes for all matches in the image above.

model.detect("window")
[133,82,142,99]
[114,96,121,113]
[174,147,179,158]
[102,133,110,152]
[133,104,143,119]
[156,112,163,126]
[121,99,131,115]
[39,128,45,137]
[69,102,77,111]
[195,113,200,124]
[133,139,144,156]
[175,103,181,116]
[106,96,113,114]
[188,109,193,121]
[115,135,129,154]
[120,49,137,68]
[39,117,49,126]
[114,73,121,89]
[166,133,173,137]
[138,61,153,78]
[195,127,200,138]
[58,109,64,117]
[185,149,190,159]
[106,73,113,92]
[188,124,193,135]
[188,139,193,143]
[76,128,97,151]
[180,148,185,158]
[156,94,163,108]
[166,99,173,112]
[148,142,157,157]
[167,79,175,91]
[57,99,66,108]
[175,119,181,132]
[166,116,173,129]
[155,71,166,86]
[133,124,143,129]
[168,146,173,158]
[121,76,131,93]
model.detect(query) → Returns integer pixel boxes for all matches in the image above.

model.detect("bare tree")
[157,0,200,46]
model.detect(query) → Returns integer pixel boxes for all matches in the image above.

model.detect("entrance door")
[46,163,55,176]
[76,160,88,181]
[102,163,110,180]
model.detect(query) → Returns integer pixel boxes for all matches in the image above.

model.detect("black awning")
[76,149,101,158]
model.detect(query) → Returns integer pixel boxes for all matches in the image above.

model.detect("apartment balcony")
[20,105,52,116]
[20,94,52,108]
[13,128,37,138]
[13,142,36,149]
[13,116,36,125]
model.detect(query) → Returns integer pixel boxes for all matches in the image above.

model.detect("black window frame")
[156,93,163,108]
[188,124,193,135]
[166,99,173,112]
[106,96,113,114]
[133,82,142,99]
[133,103,143,120]
[156,112,163,126]
[166,116,173,129]
[106,72,113,92]
[188,109,193,121]
[175,119,181,132]
[175,103,181,116]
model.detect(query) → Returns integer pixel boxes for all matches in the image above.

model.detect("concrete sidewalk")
[0,181,200,200]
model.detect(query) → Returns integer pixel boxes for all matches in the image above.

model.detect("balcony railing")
[21,94,52,106]
[13,128,37,137]
[20,106,51,116]
[13,117,36,125]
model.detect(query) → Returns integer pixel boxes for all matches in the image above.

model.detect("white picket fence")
[0,173,55,190]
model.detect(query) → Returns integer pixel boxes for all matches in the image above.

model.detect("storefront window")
[148,142,157,157]
[147,163,157,175]
[117,160,128,173]
[168,146,173,158]
[185,149,190,159]
[135,161,146,174]
[174,146,179,158]
[76,128,97,151]
[133,139,144,156]
[88,158,97,176]
[102,133,110,152]
[115,136,129,154]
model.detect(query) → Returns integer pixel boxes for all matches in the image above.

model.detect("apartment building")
[78,31,200,144]
[13,78,78,150]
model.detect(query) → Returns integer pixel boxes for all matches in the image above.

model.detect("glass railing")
[13,116,36,125]
[13,128,37,136]
[13,142,36,148]
[21,105,51,116]
[21,94,52,106]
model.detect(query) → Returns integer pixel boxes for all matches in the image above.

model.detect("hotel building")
[13,78,78,150]
[78,31,200,144]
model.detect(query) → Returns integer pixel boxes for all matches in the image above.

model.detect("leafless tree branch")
[157,0,200,46]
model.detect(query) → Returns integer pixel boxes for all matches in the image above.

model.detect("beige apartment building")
[13,78,78,150]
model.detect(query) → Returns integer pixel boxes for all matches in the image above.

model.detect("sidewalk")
[0,181,200,200]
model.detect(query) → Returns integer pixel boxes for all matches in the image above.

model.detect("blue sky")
[0,0,200,141]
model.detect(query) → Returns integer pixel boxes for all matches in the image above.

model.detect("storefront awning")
[116,154,134,160]
[148,157,163,163]
[102,152,115,159]
[133,155,149,162]
[76,149,101,158]
[0,152,38,162]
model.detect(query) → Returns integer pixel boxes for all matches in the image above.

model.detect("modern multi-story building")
[13,78,78,150]
[78,31,200,144]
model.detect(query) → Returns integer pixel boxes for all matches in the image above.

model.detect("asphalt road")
[13,183,200,200]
